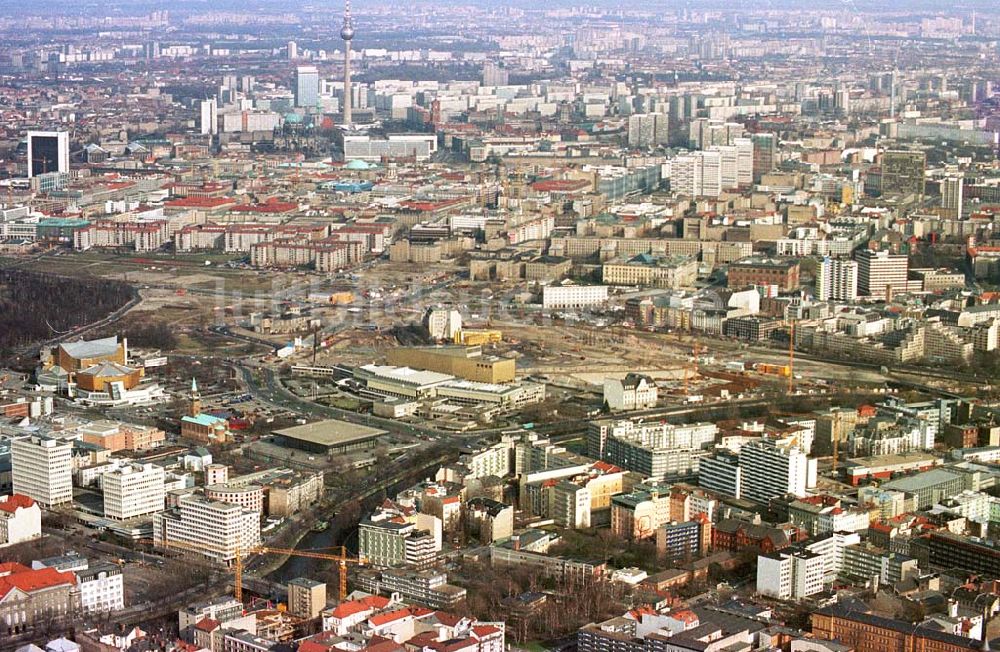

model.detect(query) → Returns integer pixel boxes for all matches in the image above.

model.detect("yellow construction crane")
[146,539,363,604]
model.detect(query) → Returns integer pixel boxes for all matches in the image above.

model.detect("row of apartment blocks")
[175,221,391,255]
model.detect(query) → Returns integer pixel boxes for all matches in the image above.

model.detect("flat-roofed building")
[102,463,165,520]
[273,419,385,455]
[386,346,516,383]
[11,435,73,507]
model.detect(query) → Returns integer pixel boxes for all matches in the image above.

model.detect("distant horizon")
[1,0,997,14]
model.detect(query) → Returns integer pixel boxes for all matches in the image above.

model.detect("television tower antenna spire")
[341,0,355,126]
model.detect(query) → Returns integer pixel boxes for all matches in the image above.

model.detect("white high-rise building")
[857,249,908,299]
[735,137,754,187]
[152,494,260,563]
[11,436,73,507]
[942,175,963,220]
[700,150,722,197]
[103,463,166,520]
[422,307,463,340]
[710,144,739,190]
[670,153,703,197]
[199,99,217,135]
[287,40,298,60]
[816,257,859,301]
[738,437,814,504]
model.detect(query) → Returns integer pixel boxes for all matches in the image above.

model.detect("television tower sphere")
[341,24,355,41]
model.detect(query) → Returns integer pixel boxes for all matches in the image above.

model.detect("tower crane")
[146,539,363,603]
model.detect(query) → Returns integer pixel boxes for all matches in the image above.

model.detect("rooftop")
[274,419,385,447]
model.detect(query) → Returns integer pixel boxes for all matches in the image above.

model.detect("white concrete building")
[603,373,658,411]
[0,494,42,545]
[542,284,609,310]
[816,257,858,302]
[76,563,125,613]
[11,435,73,507]
[152,494,260,564]
[423,308,463,341]
[102,463,166,520]
[738,437,816,504]
[757,549,825,600]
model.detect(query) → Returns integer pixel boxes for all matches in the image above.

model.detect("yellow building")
[386,345,515,383]
[454,329,502,346]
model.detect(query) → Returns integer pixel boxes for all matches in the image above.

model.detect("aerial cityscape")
[2,1,1000,651]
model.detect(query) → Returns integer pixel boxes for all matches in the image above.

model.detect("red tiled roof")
[369,608,411,627]
[0,567,76,599]
[194,618,220,632]
[472,625,502,637]
[432,612,463,627]
[0,494,36,513]
[165,196,235,209]
[328,600,371,619]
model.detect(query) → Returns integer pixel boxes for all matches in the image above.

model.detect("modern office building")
[816,257,859,301]
[11,435,73,507]
[738,437,815,504]
[698,451,743,499]
[757,549,825,600]
[27,130,70,178]
[199,99,217,135]
[856,249,909,299]
[152,494,261,564]
[358,505,441,569]
[590,420,716,480]
[294,65,319,109]
[102,463,166,520]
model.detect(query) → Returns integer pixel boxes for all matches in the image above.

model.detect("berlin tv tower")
[341,0,355,125]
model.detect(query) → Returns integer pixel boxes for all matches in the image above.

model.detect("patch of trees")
[95,314,178,350]
[0,269,134,357]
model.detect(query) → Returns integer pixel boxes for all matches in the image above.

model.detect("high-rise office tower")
[199,99,217,135]
[26,131,69,178]
[287,40,298,60]
[341,0,355,124]
[857,249,908,299]
[295,65,319,109]
[12,436,73,507]
[816,257,859,302]
[942,175,963,220]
